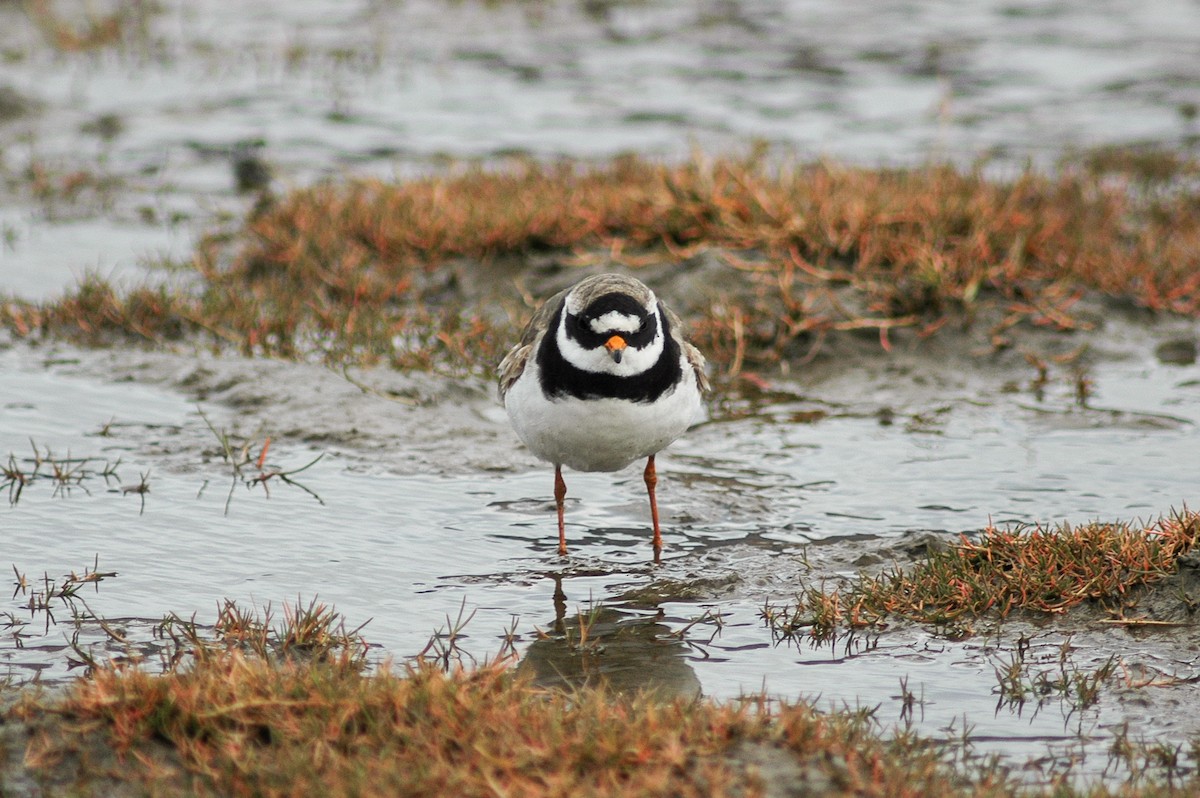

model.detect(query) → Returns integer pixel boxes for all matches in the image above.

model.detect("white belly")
[504,361,703,472]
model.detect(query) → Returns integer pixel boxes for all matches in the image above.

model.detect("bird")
[498,273,708,559]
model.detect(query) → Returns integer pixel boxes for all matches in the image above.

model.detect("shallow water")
[3,325,1198,777]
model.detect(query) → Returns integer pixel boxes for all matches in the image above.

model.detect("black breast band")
[537,302,683,403]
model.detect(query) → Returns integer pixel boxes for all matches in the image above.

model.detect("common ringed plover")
[498,273,708,558]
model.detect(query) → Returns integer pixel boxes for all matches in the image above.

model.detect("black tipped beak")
[604,335,627,363]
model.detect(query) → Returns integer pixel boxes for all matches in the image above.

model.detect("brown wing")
[682,340,710,394]
[661,302,710,394]
[497,285,571,401]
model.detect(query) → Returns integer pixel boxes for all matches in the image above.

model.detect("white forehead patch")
[589,311,641,334]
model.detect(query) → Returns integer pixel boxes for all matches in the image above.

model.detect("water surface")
[2,325,1197,778]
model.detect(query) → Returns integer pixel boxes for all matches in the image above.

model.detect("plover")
[499,273,708,558]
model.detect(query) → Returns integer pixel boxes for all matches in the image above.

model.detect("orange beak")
[604,335,627,363]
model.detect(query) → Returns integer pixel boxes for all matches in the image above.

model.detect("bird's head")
[557,275,665,376]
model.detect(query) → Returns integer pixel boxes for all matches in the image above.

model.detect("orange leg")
[554,465,568,556]
[644,455,662,554]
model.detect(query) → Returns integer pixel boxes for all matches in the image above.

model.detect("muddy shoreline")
[3,287,1195,590]
[2,293,1199,791]
[9,282,1195,471]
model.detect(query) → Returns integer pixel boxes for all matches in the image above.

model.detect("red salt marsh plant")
[3,150,1199,374]
[7,590,1200,795]
[12,628,1022,798]
[765,508,1200,641]
[24,0,154,53]
[0,439,132,507]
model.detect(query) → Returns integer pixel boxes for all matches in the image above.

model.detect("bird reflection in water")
[516,574,702,700]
